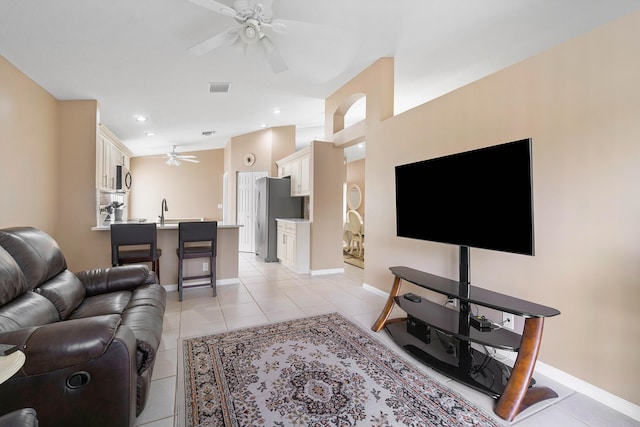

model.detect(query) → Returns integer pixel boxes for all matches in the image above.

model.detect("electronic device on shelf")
[470,315,493,332]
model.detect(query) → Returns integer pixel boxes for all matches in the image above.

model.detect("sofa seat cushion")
[0,292,59,333]
[35,270,86,320]
[67,291,132,320]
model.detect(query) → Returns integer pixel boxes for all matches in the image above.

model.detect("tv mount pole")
[458,246,472,373]
[459,245,470,286]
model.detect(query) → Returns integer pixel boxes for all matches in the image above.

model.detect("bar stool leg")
[211,254,217,297]
[155,260,161,284]
[178,257,183,301]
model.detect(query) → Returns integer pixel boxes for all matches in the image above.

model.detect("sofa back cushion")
[0,246,30,306]
[35,270,86,320]
[0,291,60,332]
[0,227,67,290]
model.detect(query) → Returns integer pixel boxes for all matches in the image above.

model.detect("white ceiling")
[1,1,638,158]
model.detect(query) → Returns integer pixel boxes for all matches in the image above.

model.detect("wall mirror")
[347,184,362,210]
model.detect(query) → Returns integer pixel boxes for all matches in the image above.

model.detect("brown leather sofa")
[0,227,167,427]
[0,408,38,427]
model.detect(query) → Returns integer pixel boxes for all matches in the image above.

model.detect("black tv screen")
[395,138,534,256]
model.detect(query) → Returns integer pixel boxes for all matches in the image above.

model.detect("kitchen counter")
[92,221,241,231]
[274,218,311,223]
[92,222,242,290]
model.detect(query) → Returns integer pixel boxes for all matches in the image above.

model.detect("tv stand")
[372,265,561,421]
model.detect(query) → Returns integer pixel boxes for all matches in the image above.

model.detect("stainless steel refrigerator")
[255,177,304,262]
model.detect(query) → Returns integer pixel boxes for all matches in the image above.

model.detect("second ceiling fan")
[161,146,200,166]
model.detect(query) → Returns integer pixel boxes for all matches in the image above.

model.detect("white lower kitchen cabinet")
[276,219,310,274]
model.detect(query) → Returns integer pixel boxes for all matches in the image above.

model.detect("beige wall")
[224,126,296,223]
[129,149,225,222]
[55,100,101,271]
[309,141,344,272]
[0,55,107,272]
[349,11,640,404]
[0,55,59,234]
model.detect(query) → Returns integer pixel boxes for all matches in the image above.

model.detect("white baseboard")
[533,359,640,421]
[360,283,640,421]
[310,268,345,276]
[363,283,389,298]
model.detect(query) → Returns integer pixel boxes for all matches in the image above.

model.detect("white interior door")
[237,171,267,252]
[222,172,228,225]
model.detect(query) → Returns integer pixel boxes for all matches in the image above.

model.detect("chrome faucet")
[160,198,168,225]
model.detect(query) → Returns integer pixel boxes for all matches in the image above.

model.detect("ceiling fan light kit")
[154,145,200,166]
[187,0,335,74]
[240,20,261,44]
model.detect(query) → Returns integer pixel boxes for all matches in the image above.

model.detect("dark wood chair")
[110,223,162,282]
[176,221,217,301]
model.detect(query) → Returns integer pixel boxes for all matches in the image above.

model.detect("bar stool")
[110,223,162,282]
[176,221,217,301]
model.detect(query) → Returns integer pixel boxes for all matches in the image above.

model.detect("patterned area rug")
[177,312,503,427]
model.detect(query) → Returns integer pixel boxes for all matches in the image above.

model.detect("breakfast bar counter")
[92,222,241,288]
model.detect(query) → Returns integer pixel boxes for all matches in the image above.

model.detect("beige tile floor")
[134,252,639,427]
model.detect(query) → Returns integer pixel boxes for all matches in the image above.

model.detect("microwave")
[115,165,132,191]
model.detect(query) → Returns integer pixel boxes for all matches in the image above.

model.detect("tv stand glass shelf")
[372,266,561,421]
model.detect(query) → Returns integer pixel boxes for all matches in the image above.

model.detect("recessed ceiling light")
[135,116,148,122]
[260,123,268,128]
[273,108,281,114]
[145,132,155,136]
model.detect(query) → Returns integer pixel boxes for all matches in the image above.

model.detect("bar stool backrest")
[110,223,159,265]
[178,221,217,255]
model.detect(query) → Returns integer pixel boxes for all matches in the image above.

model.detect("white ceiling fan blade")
[269,18,349,43]
[188,27,240,55]
[231,35,248,53]
[188,0,239,18]
[181,158,200,163]
[232,0,252,15]
[259,36,287,73]
[177,155,198,159]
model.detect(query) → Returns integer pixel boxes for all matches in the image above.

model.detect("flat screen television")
[395,138,534,256]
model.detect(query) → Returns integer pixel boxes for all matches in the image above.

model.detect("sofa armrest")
[0,318,138,427]
[0,315,122,375]
[76,265,157,297]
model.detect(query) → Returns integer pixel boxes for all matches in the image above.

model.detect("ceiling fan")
[159,146,200,166]
[186,0,333,73]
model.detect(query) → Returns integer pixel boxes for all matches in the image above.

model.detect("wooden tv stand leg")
[494,317,558,421]
[372,276,403,332]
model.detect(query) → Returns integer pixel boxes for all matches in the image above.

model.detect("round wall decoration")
[243,153,256,166]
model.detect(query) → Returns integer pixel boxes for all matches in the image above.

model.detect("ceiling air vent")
[209,82,231,93]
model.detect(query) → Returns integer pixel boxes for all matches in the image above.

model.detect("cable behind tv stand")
[372,263,561,421]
